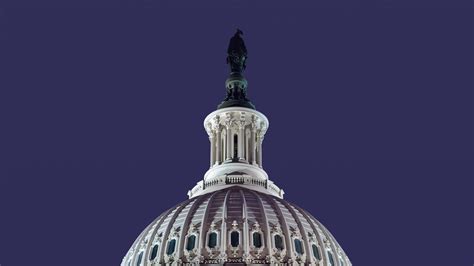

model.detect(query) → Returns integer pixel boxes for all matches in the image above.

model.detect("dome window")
[328,251,335,266]
[274,234,284,251]
[166,239,176,255]
[294,239,304,255]
[253,232,263,248]
[208,232,218,248]
[186,235,196,251]
[312,244,321,260]
[230,231,239,247]
[136,252,143,266]
[149,244,159,260]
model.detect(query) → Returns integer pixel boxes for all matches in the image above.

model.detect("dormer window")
[312,244,321,260]
[230,231,239,247]
[208,232,218,248]
[186,235,196,251]
[166,239,176,255]
[253,232,263,248]
[294,239,304,255]
[274,234,284,251]
[149,244,159,260]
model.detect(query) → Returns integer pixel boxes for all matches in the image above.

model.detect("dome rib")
[291,204,329,266]
[304,210,349,265]
[126,205,176,266]
[158,199,195,264]
[276,198,312,264]
[142,207,175,264]
[220,188,232,257]
[176,193,210,261]
[247,189,272,260]
[198,189,221,260]
[239,188,250,257]
[260,192,294,261]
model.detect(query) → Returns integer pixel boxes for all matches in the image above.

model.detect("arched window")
[328,251,335,266]
[233,134,238,159]
[253,232,263,248]
[312,244,321,260]
[294,239,304,255]
[274,234,284,250]
[166,239,176,255]
[136,252,143,266]
[149,244,159,260]
[208,232,218,248]
[230,231,239,247]
[186,235,196,251]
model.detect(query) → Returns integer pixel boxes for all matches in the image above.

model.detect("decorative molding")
[183,223,201,263]
[269,222,287,263]
[248,221,265,260]
[205,221,221,260]
[227,220,242,258]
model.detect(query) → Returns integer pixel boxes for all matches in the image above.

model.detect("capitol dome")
[122,30,351,266]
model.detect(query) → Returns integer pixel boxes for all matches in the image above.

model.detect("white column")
[245,129,249,161]
[221,220,227,257]
[226,126,232,161]
[225,113,233,161]
[238,123,244,160]
[216,127,222,165]
[238,113,246,161]
[257,134,263,168]
[209,132,216,167]
[250,126,256,165]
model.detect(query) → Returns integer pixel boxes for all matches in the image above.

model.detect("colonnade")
[205,109,267,169]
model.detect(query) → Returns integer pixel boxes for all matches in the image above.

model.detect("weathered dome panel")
[122,187,350,266]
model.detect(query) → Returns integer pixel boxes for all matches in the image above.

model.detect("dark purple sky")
[0,2,472,266]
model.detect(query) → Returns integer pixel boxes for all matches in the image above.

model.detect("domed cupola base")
[191,107,283,199]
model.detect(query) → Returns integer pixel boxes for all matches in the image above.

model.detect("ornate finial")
[226,29,247,74]
[231,220,239,230]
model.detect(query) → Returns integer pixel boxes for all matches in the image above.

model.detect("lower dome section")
[122,186,351,266]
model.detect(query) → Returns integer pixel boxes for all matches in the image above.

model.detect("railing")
[225,176,245,184]
[188,174,283,198]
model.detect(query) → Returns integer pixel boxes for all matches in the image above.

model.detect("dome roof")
[122,31,351,266]
[122,186,350,265]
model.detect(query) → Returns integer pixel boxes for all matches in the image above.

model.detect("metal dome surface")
[122,187,350,266]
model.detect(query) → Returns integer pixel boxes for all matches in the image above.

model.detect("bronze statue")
[218,29,255,110]
[227,29,247,73]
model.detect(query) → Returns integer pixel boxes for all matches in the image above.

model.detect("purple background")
[0,2,472,266]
